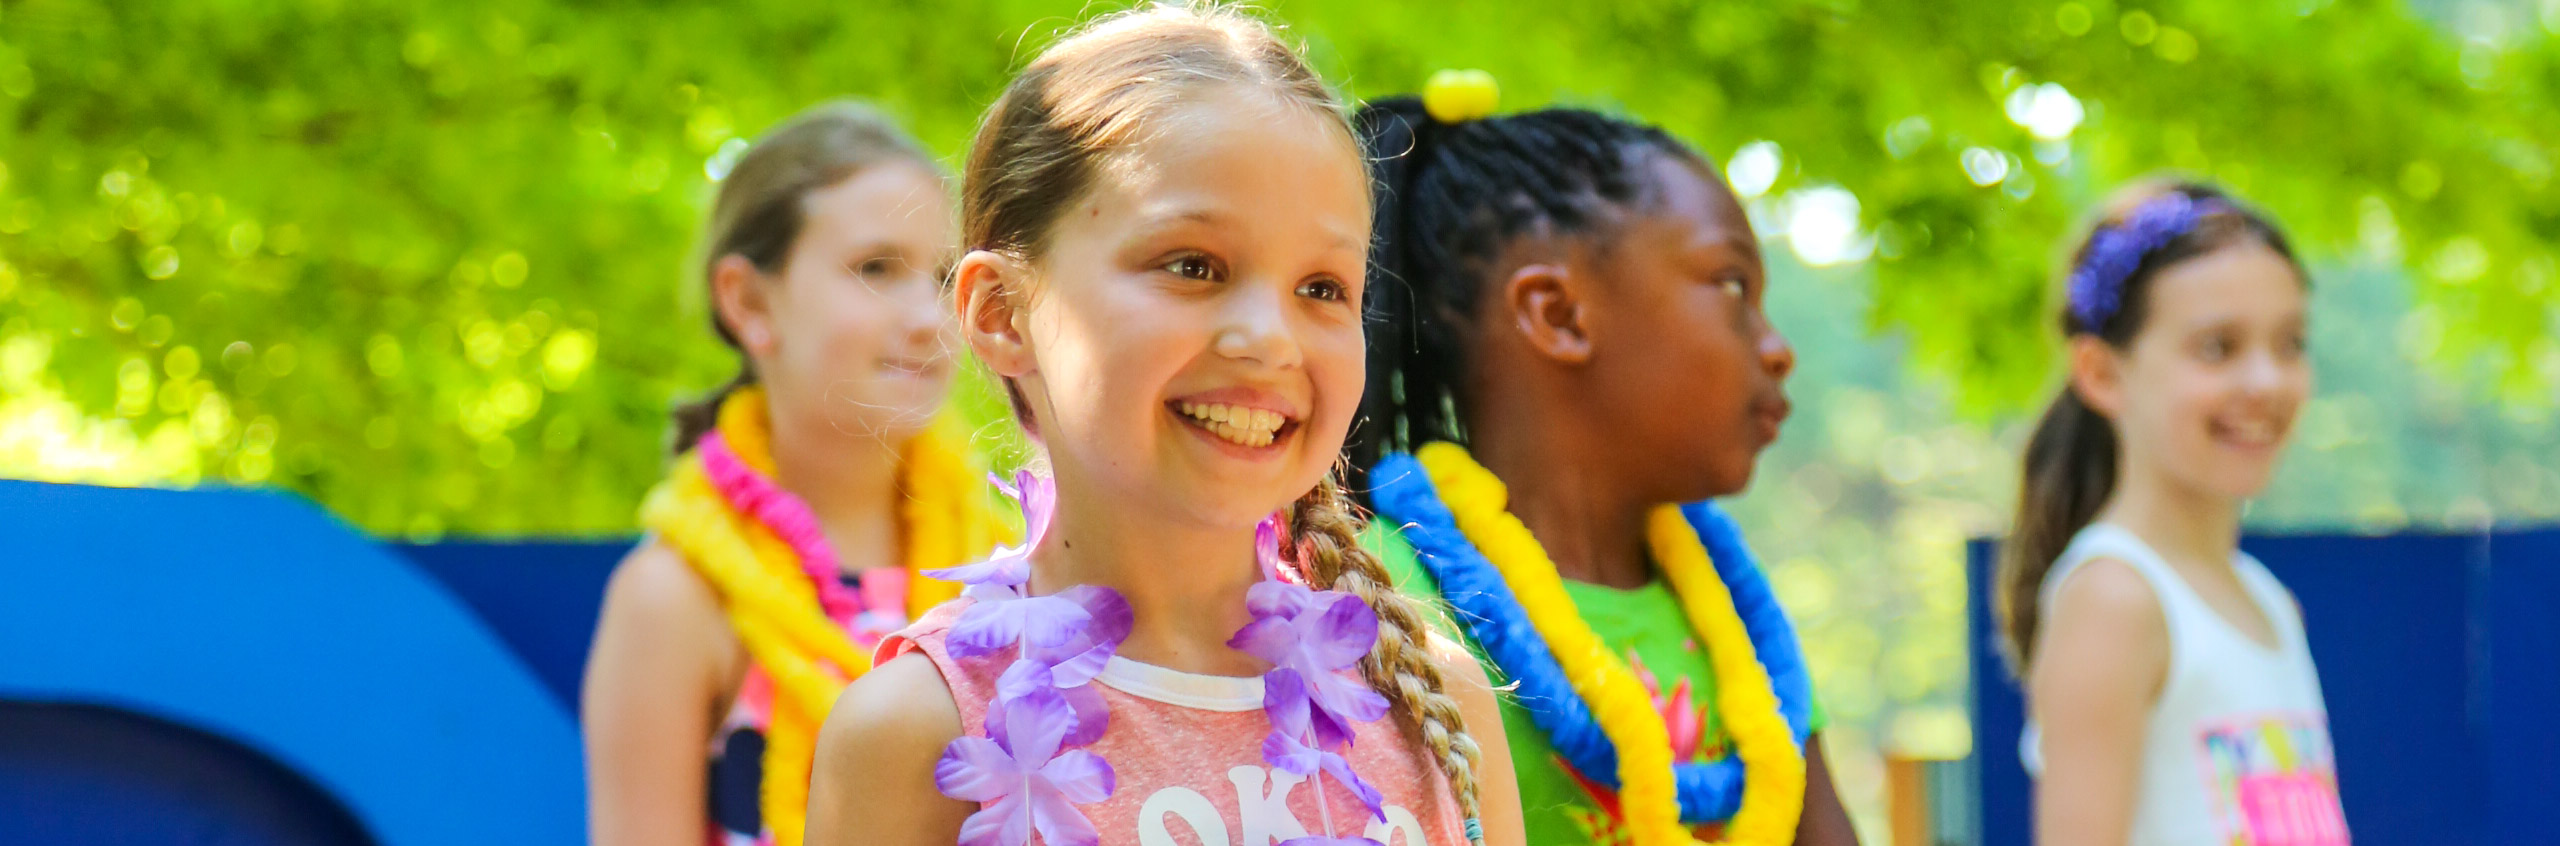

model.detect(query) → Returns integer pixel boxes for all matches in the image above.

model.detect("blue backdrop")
[1967,527,2560,846]
[9,478,2555,844]
[0,480,623,846]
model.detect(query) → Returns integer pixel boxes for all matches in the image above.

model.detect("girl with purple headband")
[1995,183,2349,845]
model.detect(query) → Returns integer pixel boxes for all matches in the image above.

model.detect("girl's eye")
[1716,275,1749,300]
[1297,278,1349,303]
[1161,254,1222,282]
[852,257,898,279]
[2199,335,2233,361]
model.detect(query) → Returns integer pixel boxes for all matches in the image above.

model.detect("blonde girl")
[808,6,1525,845]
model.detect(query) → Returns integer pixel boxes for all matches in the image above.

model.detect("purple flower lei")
[925,472,1392,846]
[2068,192,2225,329]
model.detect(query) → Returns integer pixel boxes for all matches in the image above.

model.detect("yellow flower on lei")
[1416,442,1804,846]
[638,387,1006,846]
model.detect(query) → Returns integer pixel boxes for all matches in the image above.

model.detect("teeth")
[1177,401,1286,447]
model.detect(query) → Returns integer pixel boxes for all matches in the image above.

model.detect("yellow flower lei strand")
[1416,443,1804,846]
[638,387,1006,846]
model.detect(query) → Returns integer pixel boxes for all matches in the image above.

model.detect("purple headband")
[2067,192,2226,329]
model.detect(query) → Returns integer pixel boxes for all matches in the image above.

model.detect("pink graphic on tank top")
[2194,712,2349,846]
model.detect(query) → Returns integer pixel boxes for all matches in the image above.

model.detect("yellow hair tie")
[1423,68,1500,123]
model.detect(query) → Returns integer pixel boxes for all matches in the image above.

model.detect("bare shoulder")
[2045,556,2167,642]
[819,652,964,761]
[808,652,969,845]
[1422,629,1496,693]
[588,538,735,686]
[600,539,728,632]
[2032,556,2169,708]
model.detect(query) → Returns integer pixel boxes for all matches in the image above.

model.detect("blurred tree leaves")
[5,0,2548,536]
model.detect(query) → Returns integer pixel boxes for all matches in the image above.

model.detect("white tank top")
[2020,523,2350,845]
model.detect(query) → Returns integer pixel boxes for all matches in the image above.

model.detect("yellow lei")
[1416,443,1805,846]
[638,387,1005,846]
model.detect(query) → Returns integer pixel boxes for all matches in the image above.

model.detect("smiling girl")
[1999,182,2348,846]
[806,7,1524,846]
[584,104,1005,846]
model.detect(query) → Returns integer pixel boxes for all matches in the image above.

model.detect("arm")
[2028,558,2169,846]
[581,542,737,846]
[1429,632,1526,846]
[806,652,973,846]
[1791,733,1861,846]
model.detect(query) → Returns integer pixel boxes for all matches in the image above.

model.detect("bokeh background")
[6,0,2557,837]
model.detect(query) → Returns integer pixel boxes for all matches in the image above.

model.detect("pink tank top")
[881,600,1473,846]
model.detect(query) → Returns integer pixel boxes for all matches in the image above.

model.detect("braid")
[1347,96,1696,484]
[1291,472,1487,840]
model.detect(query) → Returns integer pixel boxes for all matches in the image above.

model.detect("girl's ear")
[711,254,776,357]
[954,249,1035,378]
[2067,335,2127,420]
[1501,262,1592,365]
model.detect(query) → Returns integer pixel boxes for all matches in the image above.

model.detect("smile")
[1173,401,1294,448]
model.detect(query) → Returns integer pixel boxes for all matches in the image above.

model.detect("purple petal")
[1261,729,1324,776]
[1014,595,1096,652]
[962,581,1023,604]
[994,684,1074,767]
[1014,470,1056,547]
[1304,593,1382,670]
[1307,671,1392,726]
[946,600,1027,660]
[956,793,1033,846]
[1025,777,1101,846]
[1041,748,1117,804]
[995,659,1057,702]
[1319,750,1389,823]
[1261,668,1313,738]
[1060,586,1133,645]
[1058,682,1112,747]
[923,551,1030,588]
[1227,616,1300,666]
[1307,703,1356,753]
[1042,639,1115,689]
[934,736,1020,803]
[1034,586,1133,684]
[1246,579,1316,619]
[1255,515,1284,581]
[1043,633,1121,688]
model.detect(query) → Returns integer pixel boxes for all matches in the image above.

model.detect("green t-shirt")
[1364,520,1826,846]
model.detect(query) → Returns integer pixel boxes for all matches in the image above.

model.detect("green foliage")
[0,0,2544,532]
[5,0,2550,536]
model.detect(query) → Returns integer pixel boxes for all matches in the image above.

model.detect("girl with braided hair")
[583,103,1010,846]
[809,7,1525,845]
[1349,76,1858,846]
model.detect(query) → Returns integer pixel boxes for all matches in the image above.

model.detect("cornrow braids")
[1291,471,1487,842]
[1346,96,1699,477]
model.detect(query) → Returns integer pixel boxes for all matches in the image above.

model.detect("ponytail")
[1995,387,2120,673]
